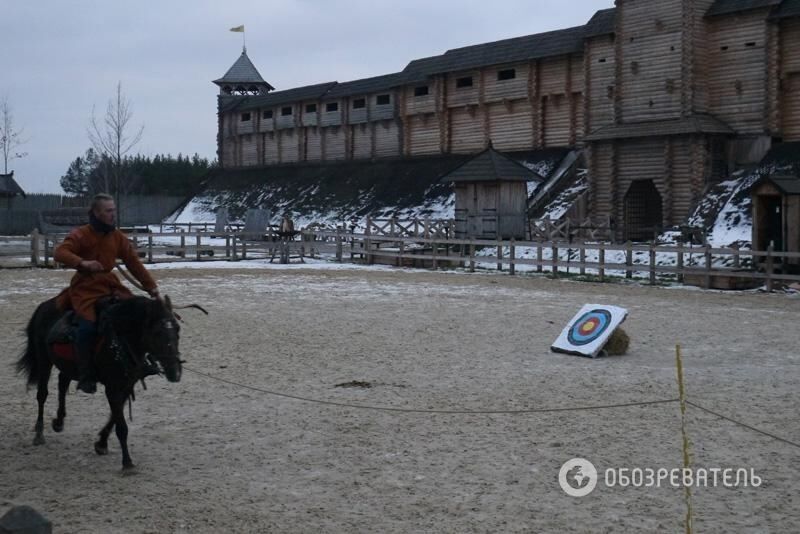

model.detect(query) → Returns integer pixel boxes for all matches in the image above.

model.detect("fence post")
[242,238,247,260]
[225,235,231,259]
[180,230,185,257]
[196,234,202,261]
[677,241,684,283]
[765,242,774,292]
[704,243,712,290]
[579,241,586,276]
[551,243,558,277]
[509,239,516,276]
[147,234,153,264]
[336,227,343,262]
[30,230,40,267]
[232,235,238,260]
[625,241,632,279]
[496,243,502,272]
[649,242,656,285]
[397,239,404,267]
[732,243,740,269]
[44,236,51,267]
[537,241,543,273]
[599,245,605,282]
[469,243,475,272]
[431,238,438,270]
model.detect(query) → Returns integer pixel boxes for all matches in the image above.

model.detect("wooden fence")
[26,230,800,290]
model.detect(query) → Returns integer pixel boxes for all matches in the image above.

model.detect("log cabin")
[214,0,800,241]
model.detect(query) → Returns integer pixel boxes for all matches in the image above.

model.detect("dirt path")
[1,267,798,533]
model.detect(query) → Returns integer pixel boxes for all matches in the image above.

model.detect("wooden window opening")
[414,85,429,97]
[240,112,251,122]
[305,104,317,113]
[263,110,273,119]
[456,76,473,88]
[281,107,293,116]
[352,98,366,109]
[326,102,339,112]
[376,94,391,105]
[498,69,516,81]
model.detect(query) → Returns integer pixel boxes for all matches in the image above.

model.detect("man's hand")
[148,288,161,300]
[79,260,104,272]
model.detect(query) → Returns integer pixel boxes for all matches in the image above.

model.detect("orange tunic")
[54,225,157,322]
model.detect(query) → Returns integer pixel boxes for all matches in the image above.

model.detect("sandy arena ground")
[1,266,798,533]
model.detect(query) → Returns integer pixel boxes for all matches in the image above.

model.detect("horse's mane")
[101,297,165,341]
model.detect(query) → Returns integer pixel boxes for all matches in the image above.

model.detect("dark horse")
[16,295,183,470]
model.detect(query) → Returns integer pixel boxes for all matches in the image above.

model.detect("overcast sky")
[1,0,612,193]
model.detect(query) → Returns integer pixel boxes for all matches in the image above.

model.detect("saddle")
[46,296,120,362]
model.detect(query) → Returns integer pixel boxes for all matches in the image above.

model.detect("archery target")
[551,304,628,358]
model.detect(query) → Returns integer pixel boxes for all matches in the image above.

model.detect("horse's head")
[143,295,182,382]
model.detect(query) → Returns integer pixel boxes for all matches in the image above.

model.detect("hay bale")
[603,327,630,356]
[0,505,52,534]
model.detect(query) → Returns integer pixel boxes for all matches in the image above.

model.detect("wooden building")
[215,0,800,240]
[0,172,25,209]
[751,173,800,270]
[440,147,543,239]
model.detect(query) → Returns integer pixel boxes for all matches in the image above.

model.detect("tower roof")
[213,50,274,91]
[439,147,545,183]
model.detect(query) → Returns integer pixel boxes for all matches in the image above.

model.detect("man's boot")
[76,319,97,394]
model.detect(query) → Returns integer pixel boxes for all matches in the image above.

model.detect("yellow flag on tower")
[230,25,245,32]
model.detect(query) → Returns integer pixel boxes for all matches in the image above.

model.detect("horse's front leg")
[52,372,70,433]
[33,366,52,445]
[106,391,134,470]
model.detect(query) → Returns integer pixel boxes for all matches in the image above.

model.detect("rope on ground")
[687,400,800,450]
[183,366,678,415]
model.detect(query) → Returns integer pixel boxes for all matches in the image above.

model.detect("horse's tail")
[16,300,53,387]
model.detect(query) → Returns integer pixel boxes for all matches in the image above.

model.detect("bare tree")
[88,82,144,217]
[0,96,28,174]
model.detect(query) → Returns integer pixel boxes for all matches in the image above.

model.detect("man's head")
[91,193,116,226]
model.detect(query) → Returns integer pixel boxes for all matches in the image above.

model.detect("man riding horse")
[54,193,160,394]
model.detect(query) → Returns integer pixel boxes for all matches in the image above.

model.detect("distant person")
[54,193,160,394]
[279,213,295,236]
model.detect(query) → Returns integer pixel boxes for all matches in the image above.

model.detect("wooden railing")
[27,229,800,290]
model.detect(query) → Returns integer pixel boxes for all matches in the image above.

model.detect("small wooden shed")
[441,147,543,240]
[0,171,26,209]
[751,174,800,270]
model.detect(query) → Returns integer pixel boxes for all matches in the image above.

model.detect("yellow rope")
[676,345,693,534]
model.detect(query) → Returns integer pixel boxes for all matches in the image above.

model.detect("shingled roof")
[584,114,734,141]
[228,81,339,112]
[706,0,782,17]
[0,172,25,198]
[769,0,800,18]
[584,8,617,38]
[439,147,544,183]
[213,50,275,90]
[324,72,404,99]
[757,174,800,194]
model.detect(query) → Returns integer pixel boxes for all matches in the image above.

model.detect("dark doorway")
[757,195,784,252]
[624,180,663,241]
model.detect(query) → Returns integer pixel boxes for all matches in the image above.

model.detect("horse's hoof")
[121,463,137,475]
[52,419,64,433]
[33,435,45,446]
[94,442,108,455]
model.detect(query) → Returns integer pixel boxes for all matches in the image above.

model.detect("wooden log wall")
[707,13,769,133]
[780,18,800,141]
[618,0,684,122]
[591,141,615,221]
[219,2,797,176]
